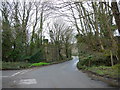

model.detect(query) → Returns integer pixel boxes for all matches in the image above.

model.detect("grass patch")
[30,62,50,67]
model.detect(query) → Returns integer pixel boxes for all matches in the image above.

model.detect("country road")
[2,56,112,88]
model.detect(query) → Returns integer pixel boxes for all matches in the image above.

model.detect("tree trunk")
[111,1,120,34]
[111,1,120,62]
[110,50,114,66]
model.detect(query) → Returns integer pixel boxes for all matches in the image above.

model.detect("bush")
[112,64,120,72]
[79,55,93,66]
[79,52,117,67]
[2,62,31,69]
[29,49,45,63]
[77,61,87,69]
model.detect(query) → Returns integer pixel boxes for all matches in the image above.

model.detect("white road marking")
[2,69,32,78]
[20,70,28,74]
[11,69,33,77]
[20,69,32,75]
[11,71,22,77]
[19,79,37,85]
[0,76,10,78]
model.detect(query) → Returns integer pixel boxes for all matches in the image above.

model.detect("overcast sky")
[0,0,120,41]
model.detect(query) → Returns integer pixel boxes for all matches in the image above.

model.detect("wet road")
[2,56,111,88]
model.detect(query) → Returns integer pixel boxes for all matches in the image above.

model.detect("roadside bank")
[77,61,120,87]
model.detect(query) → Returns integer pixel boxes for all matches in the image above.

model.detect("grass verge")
[77,61,120,79]
[1,62,31,70]
[1,58,72,70]
[1,62,51,70]
[77,61,120,87]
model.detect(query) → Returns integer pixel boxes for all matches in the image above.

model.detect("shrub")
[77,61,87,69]
[29,49,45,63]
[2,62,31,69]
[112,64,120,72]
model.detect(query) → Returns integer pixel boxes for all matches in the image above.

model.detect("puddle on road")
[73,60,79,66]
[72,56,79,65]
[72,56,79,71]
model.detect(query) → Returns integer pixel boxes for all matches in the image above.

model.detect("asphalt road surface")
[2,56,112,88]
